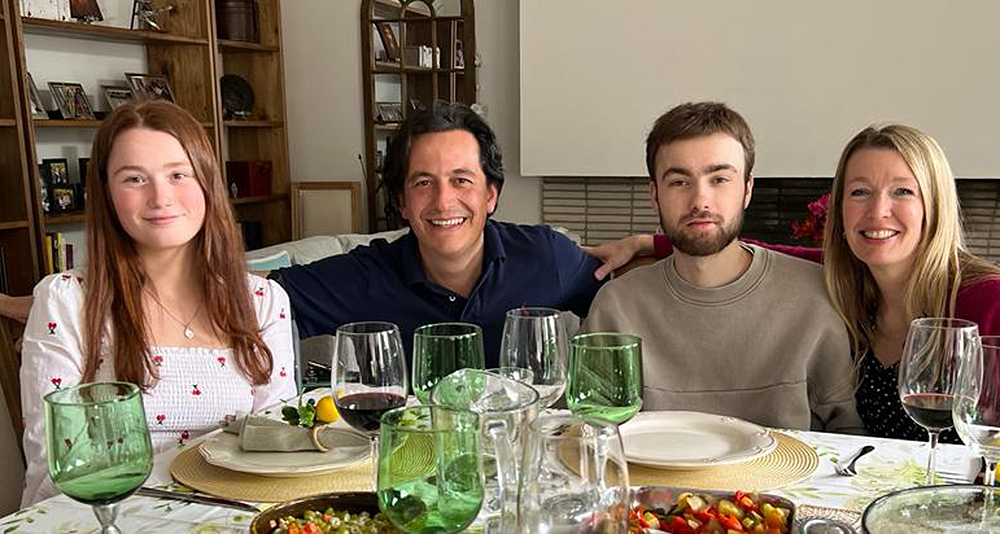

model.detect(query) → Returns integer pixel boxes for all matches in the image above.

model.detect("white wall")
[280,1,540,227]
[520,0,1000,178]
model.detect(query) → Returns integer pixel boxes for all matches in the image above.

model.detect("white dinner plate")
[619,411,776,470]
[198,428,370,477]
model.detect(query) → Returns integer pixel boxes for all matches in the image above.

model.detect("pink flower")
[791,192,830,245]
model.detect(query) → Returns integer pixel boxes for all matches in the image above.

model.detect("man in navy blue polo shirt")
[269,102,604,367]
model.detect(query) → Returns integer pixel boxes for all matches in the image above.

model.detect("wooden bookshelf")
[361,0,476,231]
[0,0,291,294]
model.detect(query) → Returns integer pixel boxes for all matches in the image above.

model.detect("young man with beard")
[583,102,863,433]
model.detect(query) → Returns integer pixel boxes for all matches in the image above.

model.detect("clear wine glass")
[954,335,1000,486]
[899,317,980,485]
[44,382,153,534]
[567,332,643,426]
[333,321,409,491]
[517,414,630,533]
[412,322,486,403]
[499,307,568,408]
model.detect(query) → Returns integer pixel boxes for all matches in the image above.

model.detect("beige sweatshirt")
[583,244,864,433]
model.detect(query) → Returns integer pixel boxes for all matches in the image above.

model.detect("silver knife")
[136,487,261,513]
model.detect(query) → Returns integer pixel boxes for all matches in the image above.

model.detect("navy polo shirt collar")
[400,220,507,289]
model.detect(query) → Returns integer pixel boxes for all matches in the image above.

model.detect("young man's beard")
[661,209,744,257]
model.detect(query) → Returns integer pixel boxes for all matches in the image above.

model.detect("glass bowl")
[862,484,1000,533]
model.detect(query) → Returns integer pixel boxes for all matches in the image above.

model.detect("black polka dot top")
[855,351,961,444]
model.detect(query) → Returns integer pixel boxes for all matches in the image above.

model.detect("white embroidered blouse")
[19,272,297,506]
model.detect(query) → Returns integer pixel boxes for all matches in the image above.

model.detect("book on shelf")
[43,232,74,274]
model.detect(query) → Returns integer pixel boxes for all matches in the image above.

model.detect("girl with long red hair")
[19,100,295,505]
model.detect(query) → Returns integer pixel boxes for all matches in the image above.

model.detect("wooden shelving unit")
[0,0,291,295]
[360,0,476,231]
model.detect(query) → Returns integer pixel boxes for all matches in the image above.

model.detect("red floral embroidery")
[60,274,72,281]
[191,384,202,396]
[217,356,226,368]
[155,414,165,425]
[152,355,164,367]
[178,430,190,446]
[279,309,286,320]
[279,367,287,378]
[254,287,265,297]
[64,438,72,450]
[50,377,62,389]
[47,322,57,335]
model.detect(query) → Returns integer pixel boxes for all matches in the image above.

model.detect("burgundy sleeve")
[652,234,823,264]
[956,278,1000,336]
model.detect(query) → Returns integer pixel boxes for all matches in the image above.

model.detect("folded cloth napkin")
[224,413,360,452]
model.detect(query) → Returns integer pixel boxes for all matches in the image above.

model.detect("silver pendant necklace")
[145,288,202,339]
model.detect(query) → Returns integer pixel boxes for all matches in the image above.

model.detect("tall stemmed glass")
[899,317,980,485]
[954,335,1000,486]
[567,332,643,426]
[499,307,568,408]
[333,321,409,490]
[45,382,153,534]
[412,322,485,403]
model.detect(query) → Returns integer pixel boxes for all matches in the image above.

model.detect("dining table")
[0,388,982,533]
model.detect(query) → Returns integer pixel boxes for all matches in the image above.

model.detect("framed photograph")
[42,158,69,185]
[27,73,48,119]
[37,164,50,213]
[375,101,403,123]
[47,82,95,120]
[50,185,75,213]
[374,22,400,62]
[101,85,134,110]
[454,39,465,68]
[125,72,175,103]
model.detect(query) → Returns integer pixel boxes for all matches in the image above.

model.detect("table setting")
[2,312,997,533]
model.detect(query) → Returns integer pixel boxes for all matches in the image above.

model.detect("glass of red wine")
[333,321,409,490]
[899,317,980,485]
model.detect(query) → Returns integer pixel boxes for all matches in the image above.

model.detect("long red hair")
[82,100,272,387]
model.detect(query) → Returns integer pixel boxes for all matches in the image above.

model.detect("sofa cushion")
[245,250,291,271]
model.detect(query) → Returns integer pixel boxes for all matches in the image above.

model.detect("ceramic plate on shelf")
[619,411,776,470]
[198,428,369,477]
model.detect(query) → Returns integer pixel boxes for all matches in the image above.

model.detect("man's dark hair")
[645,101,755,183]
[380,101,504,220]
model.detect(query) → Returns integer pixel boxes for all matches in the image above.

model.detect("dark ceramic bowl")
[250,491,381,534]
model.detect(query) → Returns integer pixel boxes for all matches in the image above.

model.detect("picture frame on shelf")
[50,185,75,213]
[27,73,48,120]
[101,85,134,110]
[375,101,403,123]
[0,246,7,294]
[374,22,400,62]
[47,82,96,120]
[125,73,175,103]
[42,158,70,185]
[454,39,465,68]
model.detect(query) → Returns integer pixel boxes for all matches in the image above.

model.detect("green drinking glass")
[567,332,643,425]
[44,382,153,534]
[411,323,486,403]
[377,405,484,533]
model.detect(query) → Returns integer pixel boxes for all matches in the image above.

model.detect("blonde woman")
[594,123,1000,440]
[820,124,1000,440]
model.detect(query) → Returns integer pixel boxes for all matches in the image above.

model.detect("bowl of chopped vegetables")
[629,486,795,533]
[250,491,399,534]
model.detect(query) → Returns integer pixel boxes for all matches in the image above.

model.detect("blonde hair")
[823,123,1000,360]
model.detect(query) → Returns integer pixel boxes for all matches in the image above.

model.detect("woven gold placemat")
[171,435,435,502]
[625,433,819,491]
